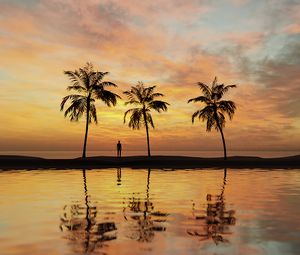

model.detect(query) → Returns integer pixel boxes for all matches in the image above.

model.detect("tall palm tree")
[123,82,169,157]
[60,62,120,158]
[188,77,236,160]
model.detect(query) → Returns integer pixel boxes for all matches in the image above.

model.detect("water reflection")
[187,169,236,244]
[60,169,117,254]
[59,168,236,253]
[2,168,299,255]
[123,169,168,242]
[117,168,122,186]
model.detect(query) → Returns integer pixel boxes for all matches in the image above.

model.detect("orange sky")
[0,0,299,153]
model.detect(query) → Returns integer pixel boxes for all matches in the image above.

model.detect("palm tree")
[188,77,236,160]
[60,62,120,158]
[123,82,169,157]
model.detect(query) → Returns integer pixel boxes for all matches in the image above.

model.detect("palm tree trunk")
[219,126,227,160]
[82,95,91,158]
[143,109,151,157]
[214,109,227,160]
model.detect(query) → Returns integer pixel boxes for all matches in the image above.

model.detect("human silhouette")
[117,141,122,157]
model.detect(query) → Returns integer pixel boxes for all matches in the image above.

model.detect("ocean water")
[0,168,299,255]
[0,150,298,158]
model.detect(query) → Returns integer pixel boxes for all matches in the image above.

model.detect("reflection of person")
[117,141,122,157]
[117,168,122,185]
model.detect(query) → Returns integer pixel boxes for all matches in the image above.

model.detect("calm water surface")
[0,168,299,255]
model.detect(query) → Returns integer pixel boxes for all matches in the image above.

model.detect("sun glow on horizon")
[0,0,299,152]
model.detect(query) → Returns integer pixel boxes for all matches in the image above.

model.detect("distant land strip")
[0,155,300,170]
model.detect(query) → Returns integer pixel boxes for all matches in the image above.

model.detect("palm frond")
[216,111,226,130]
[94,89,121,106]
[206,115,217,132]
[123,90,137,103]
[124,108,143,130]
[218,100,236,119]
[89,103,98,124]
[150,92,164,99]
[63,97,86,122]
[83,62,94,73]
[124,99,141,106]
[79,66,91,90]
[198,106,214,119]
[188,96,210,104]
[148,100,169,112]
[124,108,140,122]
[144,86,156,102]
[197,82,211,98]
[60,94,85,111]
[211,84,224,100]
[220,84,237,97]
[146,113,155,128]
[90,72,109,87]
[212,83,236,100]
[64,70,88,89]
[132,84,144,103]
[191,110,200,123]
[100,81,117,87]
[67,85,87,92]
[124,108,134,123]
[224,84,237,90]
[198,106,215,131]
[212,76,218,87]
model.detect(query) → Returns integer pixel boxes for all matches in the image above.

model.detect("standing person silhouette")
[117,141,122,158]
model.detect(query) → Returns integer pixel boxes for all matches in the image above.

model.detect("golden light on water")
[1,169,300,254]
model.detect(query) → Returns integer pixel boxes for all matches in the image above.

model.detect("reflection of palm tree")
[123,82,169,157]
[60,169,117,254]
[188,168,236,245]
[124,169,167,242]
[60,62,120,158]
[188,77,236,160]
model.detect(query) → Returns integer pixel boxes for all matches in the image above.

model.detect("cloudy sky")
[0,0,299,153]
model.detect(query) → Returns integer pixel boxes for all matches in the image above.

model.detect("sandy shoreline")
[0,155,300,170]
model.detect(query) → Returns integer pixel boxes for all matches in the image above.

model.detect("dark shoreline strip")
[0,155,300,170]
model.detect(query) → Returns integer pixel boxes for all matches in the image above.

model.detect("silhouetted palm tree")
[60,62,120,158]
[123,82,169,157]
[188,77,236,160]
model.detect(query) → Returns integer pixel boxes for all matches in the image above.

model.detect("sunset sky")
[0,0,299,153]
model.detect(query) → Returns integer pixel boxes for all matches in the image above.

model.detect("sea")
[1,168,299,255]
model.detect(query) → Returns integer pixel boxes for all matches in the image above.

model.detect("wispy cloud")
[0,0,299,152]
